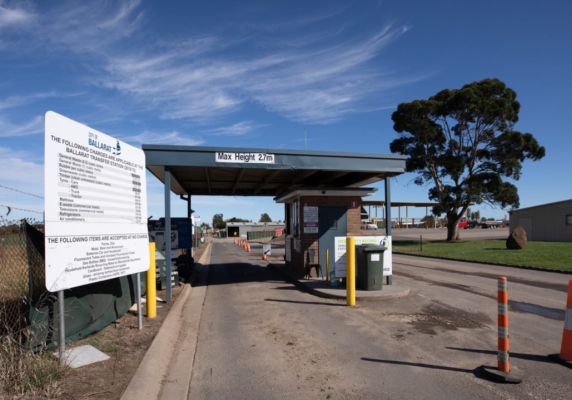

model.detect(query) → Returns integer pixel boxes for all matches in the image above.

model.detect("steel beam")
[164,167,172,302]
[254,170,281,194]
[204,167,211,194]
[232,169,245,194]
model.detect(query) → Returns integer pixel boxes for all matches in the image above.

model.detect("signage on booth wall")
[334,236,392,278]
[215,152,275,164]
[44,111,150,292]
[303,206,318,234]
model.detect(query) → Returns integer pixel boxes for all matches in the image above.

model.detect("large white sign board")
[44,111,150,292]
[334,236,392,278]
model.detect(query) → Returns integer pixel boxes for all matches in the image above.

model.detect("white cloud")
[122,130,203,147]
[97,24,416,124]
[40,0,143,54]
[0,91,78,111]
[0,1,36,29]
[1,2,421,126]
[205,121,268,136]
[0,115,43,137]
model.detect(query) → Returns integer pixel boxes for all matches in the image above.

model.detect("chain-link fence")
[0,218,47,337]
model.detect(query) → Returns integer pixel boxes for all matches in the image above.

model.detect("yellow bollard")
[326,249,329,281]
[146,243,157,319]
[346,237,356,306]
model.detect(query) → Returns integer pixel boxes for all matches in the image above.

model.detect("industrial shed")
[510,199,572,242]
[227,222,285,238]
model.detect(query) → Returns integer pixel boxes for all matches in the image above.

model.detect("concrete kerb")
[121,241,213,400]
[267,263,410,301]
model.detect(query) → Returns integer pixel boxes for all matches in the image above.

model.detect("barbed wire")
[0,184,44,199]
[0,205,44,215]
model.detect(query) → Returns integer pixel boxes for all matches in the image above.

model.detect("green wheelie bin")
[355,244,386,291]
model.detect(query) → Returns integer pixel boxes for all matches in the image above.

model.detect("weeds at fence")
[0,301,68,399]
[0,217,68,398]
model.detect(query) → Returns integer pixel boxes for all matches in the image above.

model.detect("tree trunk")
[446,214,461,241]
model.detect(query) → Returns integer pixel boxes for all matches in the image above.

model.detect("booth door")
[318,207,347,277]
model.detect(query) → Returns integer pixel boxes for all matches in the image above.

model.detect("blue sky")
[0,0,570,225]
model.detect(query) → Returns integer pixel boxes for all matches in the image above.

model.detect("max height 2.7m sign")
[44,111,150,292]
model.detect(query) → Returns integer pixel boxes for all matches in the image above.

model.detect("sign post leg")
[136,273,143,330]
[58,290,65,366]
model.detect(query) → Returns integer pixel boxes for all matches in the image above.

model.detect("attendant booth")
[143,145,406,301]
[276,188,374,279]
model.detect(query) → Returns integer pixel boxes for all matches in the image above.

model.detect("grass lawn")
[393,240,572,271]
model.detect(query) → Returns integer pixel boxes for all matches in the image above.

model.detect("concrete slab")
[268,264,410,301]
[57,345,109,369]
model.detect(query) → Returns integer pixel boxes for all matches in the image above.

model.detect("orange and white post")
[481,276,524,382]
[550,280,572,367]
[497,277,510,372]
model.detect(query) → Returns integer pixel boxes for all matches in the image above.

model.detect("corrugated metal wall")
[510,199,572,242]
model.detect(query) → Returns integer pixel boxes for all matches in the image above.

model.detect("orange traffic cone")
[550,280,572,368]
[262,254,267,260]
[247,244,251,253]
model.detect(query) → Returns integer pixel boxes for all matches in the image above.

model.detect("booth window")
[290,200,300,237]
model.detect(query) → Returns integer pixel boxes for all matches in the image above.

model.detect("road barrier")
[549,280,572,368]
[480,277,524,383]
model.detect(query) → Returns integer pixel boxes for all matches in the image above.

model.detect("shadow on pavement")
[273,286,299,291]
[361,357,512,383]
[193,262,286,287]
[361,358,474,373]
[265,298,345,307]
[446,347,551,363]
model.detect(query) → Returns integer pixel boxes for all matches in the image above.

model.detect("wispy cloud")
[0,115,43,137]
[122,130,203,147]
[205,121,268,136]
[0,1,36,29]
[1,2,420,125]
[40,0,144,54]
[0,0,143,54]
[0,146,44,196]
[0,91,79,111]
[98,24,414,124]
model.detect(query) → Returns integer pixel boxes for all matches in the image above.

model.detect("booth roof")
[143,145,407,197]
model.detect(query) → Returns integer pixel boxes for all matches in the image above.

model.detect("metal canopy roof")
[143,145,407,197]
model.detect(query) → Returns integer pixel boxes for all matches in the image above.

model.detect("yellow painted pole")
[346,237,356,306]
[326,249,329,281]
[146,243,157,319]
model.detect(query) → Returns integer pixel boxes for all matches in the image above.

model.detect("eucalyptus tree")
[390,79,545,240]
